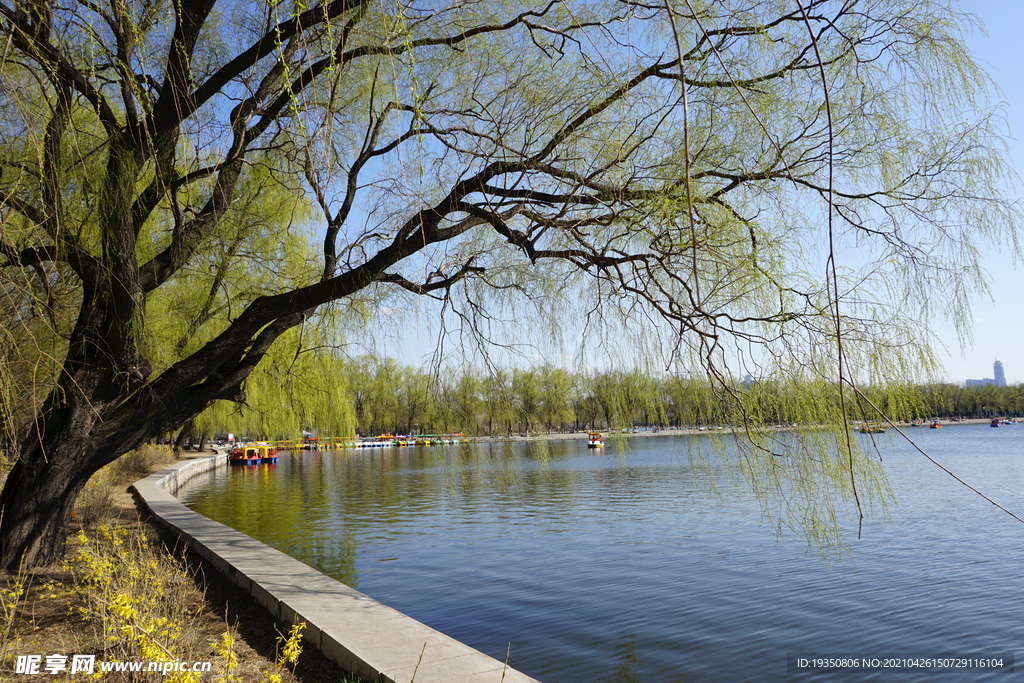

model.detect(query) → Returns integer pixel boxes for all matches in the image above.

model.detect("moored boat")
[229,446,260,465]
[230,443,278,464]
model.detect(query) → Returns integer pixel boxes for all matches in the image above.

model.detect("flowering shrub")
[33,524,308,682]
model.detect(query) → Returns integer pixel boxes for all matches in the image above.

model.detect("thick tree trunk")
[1,370,176,568]
[1,275,315,569]
[0,386,216,568]
[0,441,95,570]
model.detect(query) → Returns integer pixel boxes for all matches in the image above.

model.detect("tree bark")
[174,418,195,452]
[0,434,98,569]
[0,301,295,567]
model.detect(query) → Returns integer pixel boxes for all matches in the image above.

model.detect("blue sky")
[932,2,1024,384]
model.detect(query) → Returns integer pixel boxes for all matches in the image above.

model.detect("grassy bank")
[0,446,364,682]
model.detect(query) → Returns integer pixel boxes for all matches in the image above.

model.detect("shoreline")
[459,417,998,445]
[209,417,1004,455]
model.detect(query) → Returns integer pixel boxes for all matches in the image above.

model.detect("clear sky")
[935,2,1024,384]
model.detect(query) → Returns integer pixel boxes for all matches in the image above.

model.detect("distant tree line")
[341,370,1024,437]
[175,357,1024,444]
[903,382,1024,420]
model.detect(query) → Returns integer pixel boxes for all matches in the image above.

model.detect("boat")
[229,445,260,465]
[930,420,942,429]
[858,423,884,434]
[587,432,604,448]
[990,418,1000,428]
[230,443,278,464]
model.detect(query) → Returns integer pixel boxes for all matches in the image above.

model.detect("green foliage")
[197,330,358,441]
[220,357,1006,441]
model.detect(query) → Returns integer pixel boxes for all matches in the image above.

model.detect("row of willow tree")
[181,357,1024,443]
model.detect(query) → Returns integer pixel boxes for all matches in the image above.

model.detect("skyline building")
[994,360,1006,387]
[991,360,1007,387]
[966,360,1007,387]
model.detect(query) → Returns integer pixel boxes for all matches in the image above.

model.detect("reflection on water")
[179,426,1024,682]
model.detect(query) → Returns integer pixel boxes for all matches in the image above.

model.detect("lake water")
[178,424,1024,681]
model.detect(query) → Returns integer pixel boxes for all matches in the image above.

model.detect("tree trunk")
[0,316,265,569]
[174,418,195,452]
[0,439,96,570]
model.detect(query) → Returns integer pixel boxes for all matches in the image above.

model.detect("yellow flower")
[276,622,306,667]
[213,631,239,673]
[109,593,138,620]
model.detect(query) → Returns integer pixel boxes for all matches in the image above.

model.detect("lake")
[177,424,1024,681]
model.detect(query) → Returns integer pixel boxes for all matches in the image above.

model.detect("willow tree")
[0,0,1016,567]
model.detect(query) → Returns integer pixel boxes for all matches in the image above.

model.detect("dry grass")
[73,446,178,528]
[0,446,367,682]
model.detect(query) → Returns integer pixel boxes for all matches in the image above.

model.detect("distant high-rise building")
[994,360,1006,387]
[967,361,1007,387]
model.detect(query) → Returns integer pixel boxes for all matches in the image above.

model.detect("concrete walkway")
[133,454,539,683]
